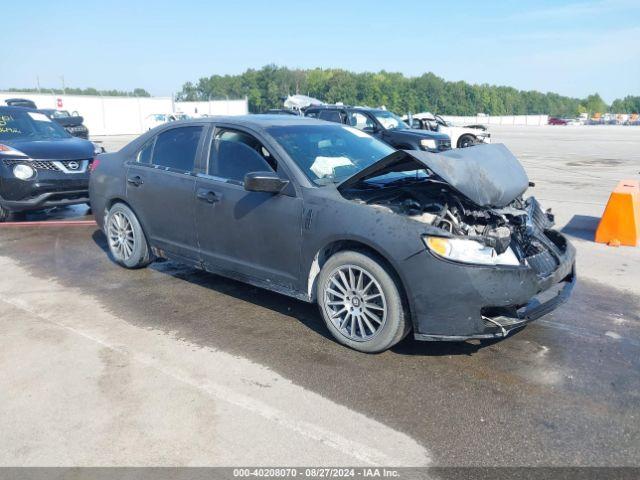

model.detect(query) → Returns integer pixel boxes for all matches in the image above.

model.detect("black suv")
[38,109,90,139]
[0,106,95,221]
[305,106,451,152]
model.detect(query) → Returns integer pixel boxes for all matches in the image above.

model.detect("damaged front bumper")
[403,231,576,341]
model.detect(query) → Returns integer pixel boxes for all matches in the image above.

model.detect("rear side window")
[318,110,344,124]
[305,110,318,118]
[137,138,154,164]
[209,129,276,184]
[151,126,203,172]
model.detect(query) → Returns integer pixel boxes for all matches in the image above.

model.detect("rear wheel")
[317,251,410,353]
[105,203,153,269]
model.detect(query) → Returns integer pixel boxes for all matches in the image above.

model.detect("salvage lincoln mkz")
[89,116,575,352]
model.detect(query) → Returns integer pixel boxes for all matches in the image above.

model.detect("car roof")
[306,105,387,113]
[0,105,37,113]
[185,114,331,131]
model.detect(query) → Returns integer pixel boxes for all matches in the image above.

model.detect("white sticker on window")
[342,126,371,138]
[28,112,52,122]
[310,156,354,178]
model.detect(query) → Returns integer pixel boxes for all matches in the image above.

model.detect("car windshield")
[0,109,70,141]
[371,110,409,130]
[51,110,71,118]
[267,124,395,184]
[435,115,451,126]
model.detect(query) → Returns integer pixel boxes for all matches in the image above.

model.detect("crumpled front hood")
[338,143,530,208]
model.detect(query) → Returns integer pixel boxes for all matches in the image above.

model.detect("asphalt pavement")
[0,126,638,467]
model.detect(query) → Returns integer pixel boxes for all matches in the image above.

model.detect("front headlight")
[423,235,520,266]
[13,164,36,181]
[420,138,437,150]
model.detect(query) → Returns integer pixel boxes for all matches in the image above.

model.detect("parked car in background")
[4,98,38,109]
[262,109,300,116]
[548,117,568,125]
[89,115,575,352]
[0,106,96,221]
[404,112,491,148]
[305,106,451,152]
[144,113,191,130]
[38,109,90,139]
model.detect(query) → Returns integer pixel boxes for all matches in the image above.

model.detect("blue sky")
[2,0,638,102]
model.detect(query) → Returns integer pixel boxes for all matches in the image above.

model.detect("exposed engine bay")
[345,180,562,271]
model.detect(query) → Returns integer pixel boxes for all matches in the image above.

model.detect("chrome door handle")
[127,175,143,187]
[196,189,219,204]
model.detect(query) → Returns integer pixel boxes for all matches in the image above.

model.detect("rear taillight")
[89,158,100,173]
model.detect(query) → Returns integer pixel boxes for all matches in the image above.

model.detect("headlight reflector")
[424,235,520,266]
[13,164,36,180]
[420,139,437,150]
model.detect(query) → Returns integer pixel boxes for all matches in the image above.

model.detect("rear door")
[194,126,303,290]
[125,125,205,261]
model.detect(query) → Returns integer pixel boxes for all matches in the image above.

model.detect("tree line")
[177,65,637,116]
[6,87,151,97]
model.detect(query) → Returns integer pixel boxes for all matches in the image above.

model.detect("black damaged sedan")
[89,116,575,352]
[0,106,95,221]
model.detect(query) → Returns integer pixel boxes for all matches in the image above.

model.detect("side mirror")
[244,171,289,194]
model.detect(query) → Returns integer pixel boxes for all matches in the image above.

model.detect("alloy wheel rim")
[323,265,387,342]
[107,212,135,261]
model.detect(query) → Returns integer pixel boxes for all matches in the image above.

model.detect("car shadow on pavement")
[92,229,502,357]
[561,214,599,241]
[92,230,335,342]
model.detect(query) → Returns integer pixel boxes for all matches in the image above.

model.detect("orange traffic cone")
[595,180,640,247]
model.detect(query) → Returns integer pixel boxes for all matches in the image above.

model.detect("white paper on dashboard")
[310,156,354,178]
[28,112,52,122]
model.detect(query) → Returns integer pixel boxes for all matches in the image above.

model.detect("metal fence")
[0,92,248,136]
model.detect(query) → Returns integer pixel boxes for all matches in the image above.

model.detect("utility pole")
[36,76,41,93]
[60,76,66,94]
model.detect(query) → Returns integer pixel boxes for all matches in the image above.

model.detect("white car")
[404,112,491,148]
[143,113,191,131]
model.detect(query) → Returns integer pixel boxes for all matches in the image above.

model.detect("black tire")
[458,135,476,148]
[0,205,10,223]
[105,203,153,269]
[316,250,410,353]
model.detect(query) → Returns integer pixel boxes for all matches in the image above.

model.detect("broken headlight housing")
[423,235,520,266]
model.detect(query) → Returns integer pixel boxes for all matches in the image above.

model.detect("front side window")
[267,124,394,184]
[371,110,408,130]
[209,128,276,183]
[348,112,375,131]
[151,126,202,172]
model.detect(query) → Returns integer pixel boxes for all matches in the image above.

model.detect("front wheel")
[0,205,10,223]
[317,251,410,353]
[105,203,153,269]
[458,134,476,148]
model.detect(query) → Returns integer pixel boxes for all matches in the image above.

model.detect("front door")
[125,125,204,261]
[194,127,303,290]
